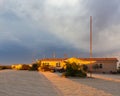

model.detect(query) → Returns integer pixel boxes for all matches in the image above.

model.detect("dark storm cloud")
[0,41,32,64]
[0,0,120,64]
[35,44,89,59]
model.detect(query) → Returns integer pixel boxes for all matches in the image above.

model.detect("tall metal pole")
[90,16,92,77]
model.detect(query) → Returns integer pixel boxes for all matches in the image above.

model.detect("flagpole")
[90,16,92,77]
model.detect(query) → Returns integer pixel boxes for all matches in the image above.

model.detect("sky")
[0,0,120,64]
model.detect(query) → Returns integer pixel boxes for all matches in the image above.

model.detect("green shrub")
[81,64,88,72]
[0,65,12,70]
[75,70,87,77]
[117,67,120,74]
[39,65,50,71]
[29,63,39,71]
[38,65,55,72]
[63,62,87,77]
[21,64,30,70]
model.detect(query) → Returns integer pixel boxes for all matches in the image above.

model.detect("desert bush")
[117,67,120,74]
[0,65,12,70]
[29,63,39,71]
[82,64,88,72]
[21,64,30,70]
[63,62,87,77]
[38,65,50,71]
[11,64,30,70]
[38,65,55,72]
[14,64,23,70]
[0,66,6,70]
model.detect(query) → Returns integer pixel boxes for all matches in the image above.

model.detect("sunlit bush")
[62,62,87,77]
[11,64,30,70]
[38,65,55,72]
[0,65,11,70]
[29,63,39,71]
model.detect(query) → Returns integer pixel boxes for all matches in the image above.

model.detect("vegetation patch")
[38,65,55,72]
[62,62,88,77]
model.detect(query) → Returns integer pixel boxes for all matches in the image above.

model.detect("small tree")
[117,66,120,73]
[81,64,88,72]
[63,62,87,77]
[39,65,50,72]
[29,63,39,71]
[92,64,99,71]
[21,64,30,70]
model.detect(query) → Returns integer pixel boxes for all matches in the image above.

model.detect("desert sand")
[0,70,120,96]
[0,70,61,96]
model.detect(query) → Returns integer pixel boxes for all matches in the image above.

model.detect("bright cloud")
[46,0,80,7]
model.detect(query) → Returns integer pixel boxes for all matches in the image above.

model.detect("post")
[90,16,92,77]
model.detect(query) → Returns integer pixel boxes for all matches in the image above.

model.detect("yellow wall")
[38,57,117,73]
[40,60,65,69]
[39,57,92,69]
[11,64,23,70]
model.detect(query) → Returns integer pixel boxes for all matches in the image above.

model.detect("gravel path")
[71,77,120,96]
[42,72,114,96]
[92,73,120,82]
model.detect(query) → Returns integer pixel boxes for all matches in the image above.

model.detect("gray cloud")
[0,0,120,64]
[84,0,120,53]
[0,41,32,64]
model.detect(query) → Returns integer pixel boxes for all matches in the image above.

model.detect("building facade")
[38,57,118,73]
[83,58,118,73]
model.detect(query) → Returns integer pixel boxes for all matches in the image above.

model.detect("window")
[99,64,103,68]
[42,63,45,66]
[42,63,49,66]
[56,62,61,67]
[45,63,49,66]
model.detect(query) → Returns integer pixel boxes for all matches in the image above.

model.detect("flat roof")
[39,57,118,62]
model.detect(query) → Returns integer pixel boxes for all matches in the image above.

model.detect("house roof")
[39,58,67,61]
[39,57,118,62]
[65,57,96,64]
[79,58,118,61]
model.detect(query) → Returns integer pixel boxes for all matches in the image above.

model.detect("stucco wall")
[88,60,117,73]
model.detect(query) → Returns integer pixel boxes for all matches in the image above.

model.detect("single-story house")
[37,57,118,73]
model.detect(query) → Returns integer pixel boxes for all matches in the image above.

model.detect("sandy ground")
[0,70,61,96]
[0,70,120,96]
